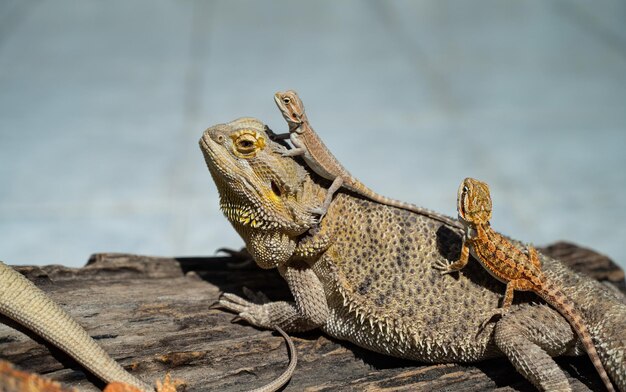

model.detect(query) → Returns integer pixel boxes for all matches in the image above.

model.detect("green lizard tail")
[0,261,152,392]
[539,280,616,392]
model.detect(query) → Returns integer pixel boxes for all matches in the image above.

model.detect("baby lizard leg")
[502,280,518,308]
[433,241,470,274]
[502,279,538,308]
[312,176,343,217]
[280,133,307,157]
[481,279,525,330]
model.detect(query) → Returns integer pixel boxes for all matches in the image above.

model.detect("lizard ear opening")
[271,180,283,197]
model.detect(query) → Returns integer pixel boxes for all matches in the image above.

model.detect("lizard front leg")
[433,239,471,274]
[219,260,329,332]
[312,176,343,219]
[280,133,307,157]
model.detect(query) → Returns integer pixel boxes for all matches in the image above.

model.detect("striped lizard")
[434,177,616,392]
[273,90,461,229]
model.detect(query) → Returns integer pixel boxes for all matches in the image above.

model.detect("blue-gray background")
[1,1,625,269]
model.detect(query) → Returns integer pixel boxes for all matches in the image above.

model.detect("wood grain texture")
[1,242,624,392]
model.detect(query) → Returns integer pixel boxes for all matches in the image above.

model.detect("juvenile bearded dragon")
[202,118,625,392]
[273,90,461,229]
[434,177,616,391]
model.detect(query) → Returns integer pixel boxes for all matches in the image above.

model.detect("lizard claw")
[209,299,221,309]
[307,206,327,227]
[231,315,245,324]
[432,259,457,275]
[218,292,253,313]
[218,292,272,328]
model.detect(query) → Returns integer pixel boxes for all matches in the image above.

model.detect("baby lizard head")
[274,90,305,130]
[457,177,492,226]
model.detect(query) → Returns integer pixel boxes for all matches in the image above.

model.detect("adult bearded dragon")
[202,117,626,392]
[273,90,461,229]
[434,177,615,391]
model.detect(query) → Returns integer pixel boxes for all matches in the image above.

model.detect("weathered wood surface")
[0,242,624,392]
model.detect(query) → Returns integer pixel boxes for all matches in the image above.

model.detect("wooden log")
[0,242,624,391]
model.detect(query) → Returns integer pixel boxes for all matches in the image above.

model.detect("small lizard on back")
[273,90,461,229]
[434,177,616,391]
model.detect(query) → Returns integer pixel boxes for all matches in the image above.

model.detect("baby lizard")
[273,90,461,229]
[434,177,616,392]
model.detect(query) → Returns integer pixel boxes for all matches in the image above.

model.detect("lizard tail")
[346,180,463,229]
[539,280,616,392]
[0,261,153,392]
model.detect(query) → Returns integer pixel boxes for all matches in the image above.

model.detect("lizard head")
[199,117,321,267]
[274,90,305,131]
[457,177,492,226]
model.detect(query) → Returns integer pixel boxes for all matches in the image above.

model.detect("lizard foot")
[432,259,460,275]
[306,206,326,223]
[217,288,272,328]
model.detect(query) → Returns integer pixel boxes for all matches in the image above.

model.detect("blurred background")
[0,1,625,268]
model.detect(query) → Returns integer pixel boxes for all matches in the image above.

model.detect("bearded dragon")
[201,117,626,392]
[0,259,297,392]
[273,90,461,229]
[433,177,615,391]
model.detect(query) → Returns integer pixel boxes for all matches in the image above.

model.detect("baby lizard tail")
[274,90,462,230]
[537,279,615,392]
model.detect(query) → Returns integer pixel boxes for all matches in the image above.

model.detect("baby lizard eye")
[282,98,290,104]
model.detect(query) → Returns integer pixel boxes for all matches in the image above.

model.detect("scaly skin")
[273,90,461,229]
[0,258,296,392]
[433,178,615,391]
[200,118,626,392]
[0,261,152,391]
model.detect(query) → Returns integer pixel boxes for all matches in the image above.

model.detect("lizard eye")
[282,97,290,104]
[231,130,266,158]
[239,139,253,148]
[235,136,256,154]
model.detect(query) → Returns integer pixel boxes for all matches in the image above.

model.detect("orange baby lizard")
[435,177,615,392]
